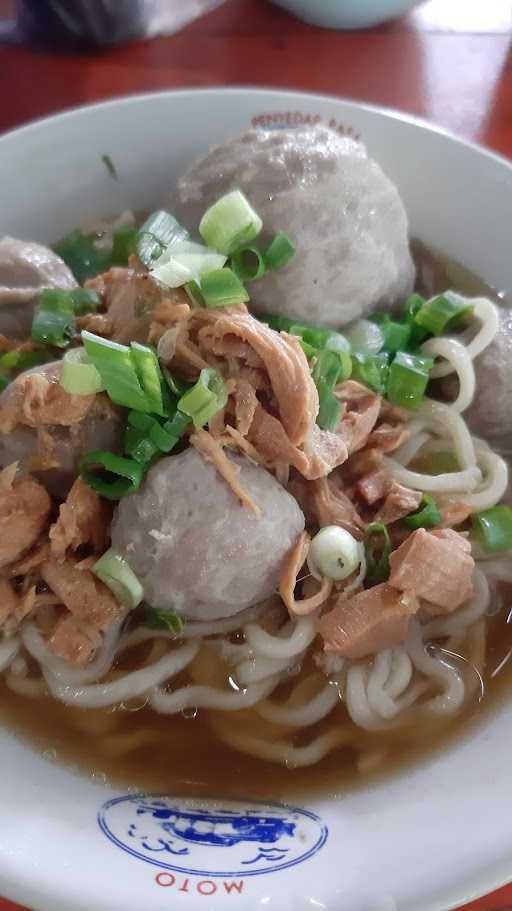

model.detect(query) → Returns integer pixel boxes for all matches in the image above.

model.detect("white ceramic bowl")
[270,0,420,29]
[1,88,512,911]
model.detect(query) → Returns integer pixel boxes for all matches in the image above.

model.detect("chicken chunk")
[388,527,474,612]
[0,473,51,569]
[0,236,77,336]
[49,478,111,559]
[173,127,415,328]
[318,584,419,659]
[111,447,305,620]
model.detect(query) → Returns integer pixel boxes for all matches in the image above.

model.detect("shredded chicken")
[373,480,422,525]
[318,584,419,659]
[389,527,474,612]
[41,557,125,666]
[357,468,391,506]
[436,500,472,529]
[76,313,114,337]
[279,530,332,616]
[0,371,95,433]
[335,381,381,454]
[190,428,261,517]
[49,478,111,559]
[0,472,51,569]
[232,378,259,437]
[307,477,365,538]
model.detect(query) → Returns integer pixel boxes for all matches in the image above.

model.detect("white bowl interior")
[0,89,511,911]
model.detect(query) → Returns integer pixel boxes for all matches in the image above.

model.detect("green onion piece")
[54,230,109,283]
[137,210,189,268]
[144,605,184,635]
[69,287,101,315]
[101,154,117,179]
[124,426,160,464]
[60,347,105,395]
[371,313,411,354]
[32,289,75,348]
[264,232,295,271]
[299,339,318,359]
[93,548,143,609]
[130,342,164,416]
[472,505,512,553]
[414,293,474,337]
[0,349,53,372]
[386,351,433,410]
[230,245,266,282]
[163,367,191,398]
[185,280,205,307]
[403,292,430,348]
[351,352,389,394]
[178,368,227,428]
[364,522,392,584]
[316,385,342,432]
[200,267,249,309]
[111,227,139,266]
[82,331,149,412]
[404,494,441,529]
[162,409,191,439]
[199,190,262,256]
[81,450,144,500]
[0,373,9,392]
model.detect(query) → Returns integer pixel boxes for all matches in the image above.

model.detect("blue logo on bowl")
[98,794,328,877]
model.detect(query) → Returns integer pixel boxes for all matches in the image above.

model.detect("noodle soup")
[0,125,511,803]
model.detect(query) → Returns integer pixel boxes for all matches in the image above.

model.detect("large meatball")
[172,127,414,328]
[464,306,512,450]
[0,362,122,495]
[111,448,305,620]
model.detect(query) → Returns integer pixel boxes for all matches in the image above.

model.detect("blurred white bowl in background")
[270,0,421,29]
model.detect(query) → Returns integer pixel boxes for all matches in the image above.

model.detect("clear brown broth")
[0,242,510,800]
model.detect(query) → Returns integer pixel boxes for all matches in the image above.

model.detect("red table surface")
[0,0,511,909]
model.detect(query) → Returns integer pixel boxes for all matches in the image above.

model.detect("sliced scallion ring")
[60,347,105,395]
[93,548,143,609]
[199,190,262,255]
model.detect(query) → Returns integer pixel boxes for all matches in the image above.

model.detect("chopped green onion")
[200,267,249,309]
[364,522,392,584]
[60,347,105,395]
[199,190,262,256]
[111,227,138,265]
[312,350,351,432]
[185,280,205,307]
[351,351,389,394]
[32,289,75,348]
[54,230,109,283]
[230,245,266,282]
[404,494,441,529]
[144,605,184,635]
[101,154,118,179]
[0,373,9,392]
[472,505,512,553]
[370,313,411,354]
[125,410,182,459]
[345,319,384,355]
[162,409,191,439]
[414,293,474,337]
[386,351,432,410]
[264,232,295,271]
[69,287,101,315]
[151,240,227,289]
[0,349,53,372]
[130,342,165,416]
[178,368,227,428]
[316,387,341,432]
[299,339,318,359]
[163,367,191,398]
[124,427,160,464]
[80,450,144,500]
[93,548,143,610]
[403,292,430,347]
[137,210,189,268]
[82,331,148,412]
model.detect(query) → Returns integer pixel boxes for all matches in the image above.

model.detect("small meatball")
[0,362,122,495]
[173,127,414,328]
[463,306,512,449]
[0,236,77,336]
[111,448,305,620]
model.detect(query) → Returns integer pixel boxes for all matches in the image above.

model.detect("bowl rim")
[0,86,511,911]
